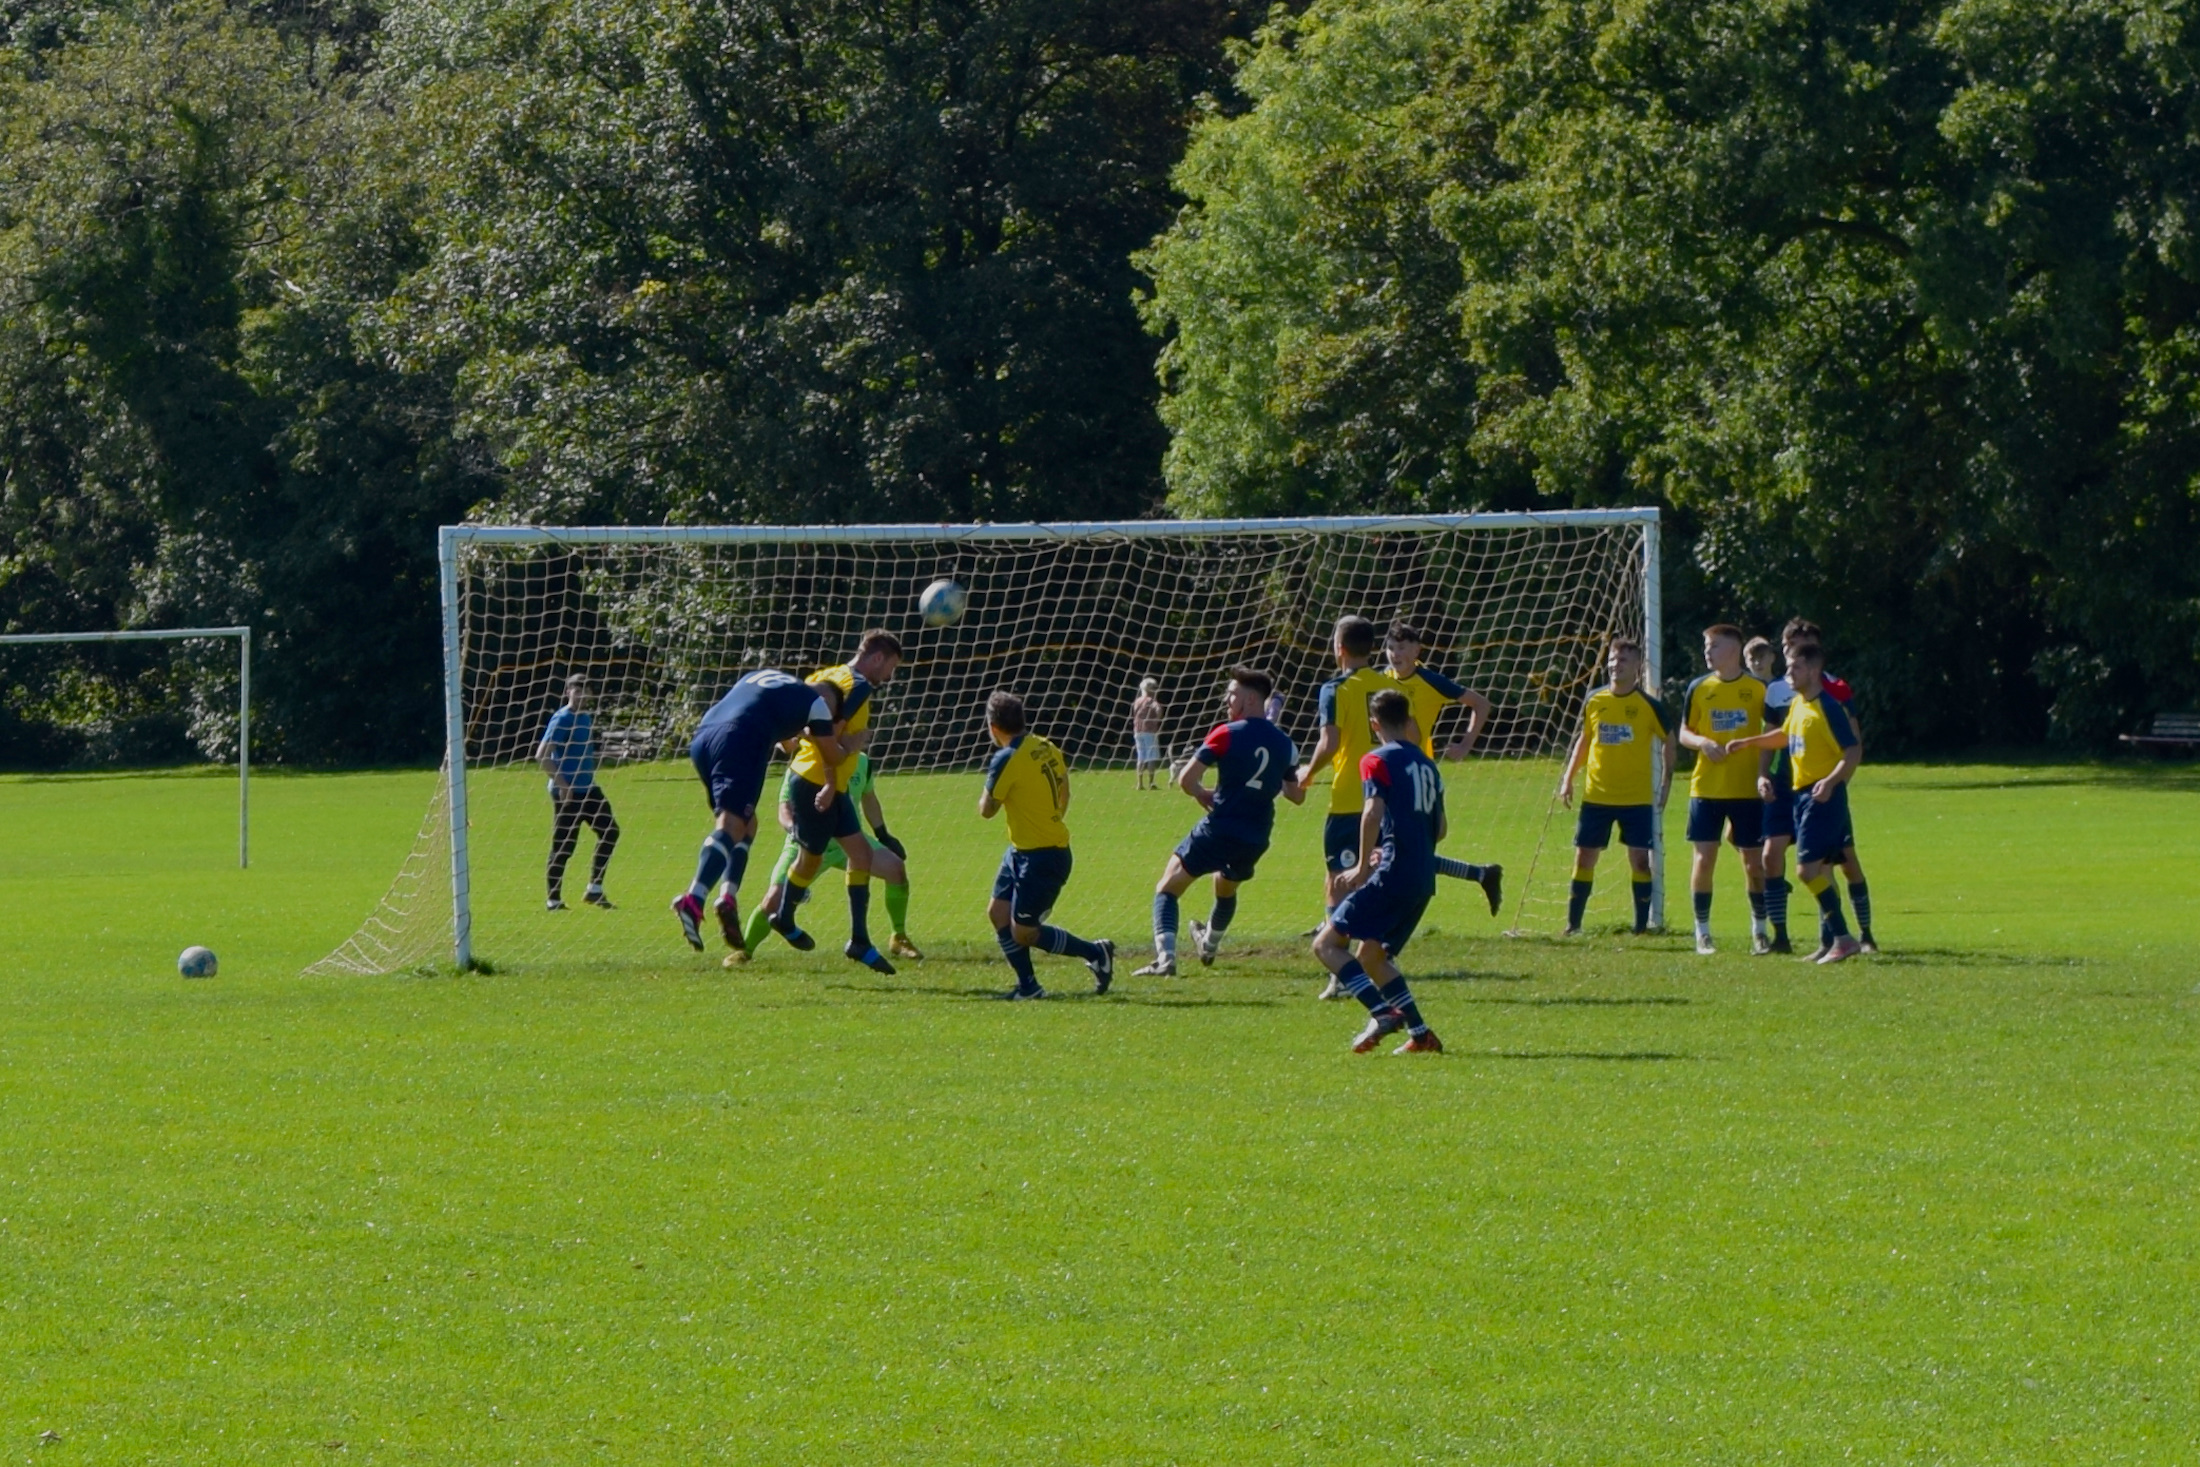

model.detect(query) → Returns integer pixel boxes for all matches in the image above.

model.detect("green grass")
[3,760,2198,1462]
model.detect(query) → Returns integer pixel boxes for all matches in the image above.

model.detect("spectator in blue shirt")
[538,673,620,910]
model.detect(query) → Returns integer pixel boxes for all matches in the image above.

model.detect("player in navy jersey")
[1134,667,1306,976]
[673,669,847,953]
[1312,689,1446,1054]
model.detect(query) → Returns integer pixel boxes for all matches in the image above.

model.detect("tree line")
[4,0,2196,764]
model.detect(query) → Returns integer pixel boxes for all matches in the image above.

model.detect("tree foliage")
[1142,0,2200,747]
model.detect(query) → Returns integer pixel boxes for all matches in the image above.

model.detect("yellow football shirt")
[1784,691,1859,786]
[1392,667,1467,760]
[1683,672,1767,800]
[984,733,1070,850]
[788,664,874,791]
[1580,684,1674,806]
[1319,665,1396,814]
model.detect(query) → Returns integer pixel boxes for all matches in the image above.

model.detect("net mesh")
[310,519,1655,975]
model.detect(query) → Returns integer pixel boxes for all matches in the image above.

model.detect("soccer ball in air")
[178,946,218,979]
[918,578,968,627]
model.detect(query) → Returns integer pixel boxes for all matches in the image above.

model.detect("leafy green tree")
[1143,0,2200,747]
[374,0,1246,525]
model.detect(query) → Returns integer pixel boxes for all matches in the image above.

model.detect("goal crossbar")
[0,626,253,867]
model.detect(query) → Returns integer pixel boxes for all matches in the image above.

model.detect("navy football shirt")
[697,669,835,741]
[1358,739,1445,893]
[1193,717,1299,843]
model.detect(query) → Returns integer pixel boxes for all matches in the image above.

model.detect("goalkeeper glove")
[871,825,907,860]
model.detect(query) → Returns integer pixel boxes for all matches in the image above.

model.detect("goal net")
[310,513,1660,975]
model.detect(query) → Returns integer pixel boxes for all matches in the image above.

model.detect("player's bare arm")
[1297,723,1339,791]
[1559,728,1588,807]
[1442,689,1492,759]
[1176,753,1215,810]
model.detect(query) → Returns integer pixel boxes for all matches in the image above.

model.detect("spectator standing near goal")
[1384,619,1504,917]
[1677,624,1770,954]
[538,673,620,911]
[980,692,1115,999]
[1134,667,1305,977]
[1558,635,1676,935]
[1313,688,1446,1054]
[1132,678,1165,788]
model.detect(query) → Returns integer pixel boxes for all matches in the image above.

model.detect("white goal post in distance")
[0,626,252,867]
[312,512,1662,976]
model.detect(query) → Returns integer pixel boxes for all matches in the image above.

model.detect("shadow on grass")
[1459,994,1691,1008]
[1863,948,2086,970]
[1479,1049,1696,1062]
[1398,969,1535,984]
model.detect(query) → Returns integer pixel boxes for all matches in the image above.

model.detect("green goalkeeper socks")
[885,879,910,935]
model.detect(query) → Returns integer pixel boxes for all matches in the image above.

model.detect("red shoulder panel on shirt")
[1359,751,1389,784]
[1823,675,1853,703]
[1203,723,1232,755]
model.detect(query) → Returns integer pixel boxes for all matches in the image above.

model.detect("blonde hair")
[1138,677,1158,694]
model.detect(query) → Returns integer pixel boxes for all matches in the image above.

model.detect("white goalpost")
[312,512,1661,976]
[0,625,252,867]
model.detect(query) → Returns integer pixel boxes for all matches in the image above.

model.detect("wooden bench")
[2121,712,2200,754]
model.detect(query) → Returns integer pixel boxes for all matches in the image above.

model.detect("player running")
[979,691,1115,999]
[1134,667,1305,976]
[538,672,620,911]
[1677,624,1769,954]
[1723,641,1862,963]
[739,750,921,968]
[1296,615,1392,994]
[1558,635,1676,935]
[1312,689,1446,1054]
[674,668,847,954]
[765,631,903,975]
[1383,618,1503,917]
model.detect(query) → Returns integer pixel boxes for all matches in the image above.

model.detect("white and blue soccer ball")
[918,578,969,628]
[178,946,218,979]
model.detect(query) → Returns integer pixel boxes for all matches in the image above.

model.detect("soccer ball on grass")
[178,946,218,979]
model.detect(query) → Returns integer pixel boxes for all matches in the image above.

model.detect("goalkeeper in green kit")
[737,752,921,964]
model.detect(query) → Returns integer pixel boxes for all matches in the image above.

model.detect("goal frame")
[0,625,252,867]
[436,510,1662,969]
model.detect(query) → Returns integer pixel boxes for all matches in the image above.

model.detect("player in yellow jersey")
[1296,617,1393,990]
[765,630,903,974]
[1384,619,1504,918]
[1677,624,1770,955]
[1721,641,1862,964]
[1558,635,1676,935]
[978,691,1114,999]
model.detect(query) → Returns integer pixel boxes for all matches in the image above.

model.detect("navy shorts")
[1574,801,1656,851]
[788,773,862,855]
[1686,797,1764,847]
[1331,876,1434,956]
[1175,821,1268,883]
[1324,813,1363,873]
[1761,770,1795,841]
[1793,785,1853,866]
[689,722,775,819]
[993,845,1072,927]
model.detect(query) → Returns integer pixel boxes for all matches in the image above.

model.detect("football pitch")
[5,762,2198,1462]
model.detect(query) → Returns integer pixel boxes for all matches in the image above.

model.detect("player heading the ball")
[674,667,849,954]
[1312,688,1446,1055]
[978,692,1115,1000]
[1134,667,1306,978]
[765,630,904,976]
